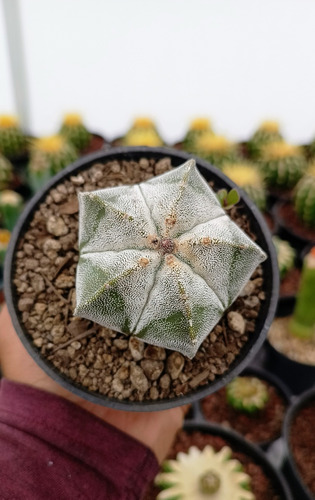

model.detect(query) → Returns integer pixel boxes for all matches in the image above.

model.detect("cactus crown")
[261,141,301,160]
[62,113,83,126]
[0,115,19,128]
[0,228,11,267]
[196,134,233,153]
[189,118,212,131]
[223,162,263,188]
[75,159,266,359]
[258,120,280,133]
[155,445,254,499]
[32,135,67,153]
[226,376,269,413]
[132,117,155,128]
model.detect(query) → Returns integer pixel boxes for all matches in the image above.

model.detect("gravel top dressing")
[12,157,264,403]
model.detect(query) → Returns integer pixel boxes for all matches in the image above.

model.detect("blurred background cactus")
[0,115,26,158]
[226,376,269,413]
[122,117,164,146]
[0,154,14,191]
[59,113,91,152]
[193,133,240,168]
[272,236,296,279]
[182,117,213,151]
[222,161,267,211]
[0,190,23,231]
[27,135,78,193]
[0,228,11,269]
[247,121,283,160]
[294,172,315,228]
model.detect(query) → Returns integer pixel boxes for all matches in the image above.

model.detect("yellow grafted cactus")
[123,117,163,147]
[75,159,266,359]
[222,161,267,211]
[247,120,283,159]
[59,113,91,151]
[0,115,26,158]
[194,133,240,168]
[226,376,269,413]
[182,117,213,151]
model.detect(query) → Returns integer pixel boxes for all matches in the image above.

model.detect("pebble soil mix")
[12,157,265,402]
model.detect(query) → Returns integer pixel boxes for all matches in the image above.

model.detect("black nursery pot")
[283,387,315,500]
[4,146,279,411]
[181,421,292,500]
[272,201,315,253]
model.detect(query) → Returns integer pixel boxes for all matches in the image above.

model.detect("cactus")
[123,117,163,146]
[0,190,23,231]
[259,141,307,190]
[155,445,254,500]
[226,376,269,414]
[272,236,296,279]
[0,229,11,268]
[216,188,240,210]
[222,162,267,211]
[59,113,91,151]
[193,133,239,169]
[75,159,266,359]
[0,115,26,158]
[28,135,78,193]
[289,247,315,340]
[0,154,13,190]
[294,174,315,228]
[247,121,283,159]
[182,117,213,151]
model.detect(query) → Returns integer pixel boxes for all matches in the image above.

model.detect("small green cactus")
[0,115,26,158]
[0,190,23,231]
[75,159,266,359]
[216,188,240,210]
[28,135,78,193]
[193,133,240,169]
[247,120,283,159]
[289,247,315,340]
[0,228,11,267]
[226,376,269,414]
[155,445,254,499]
[294,174,315,228]
[182,117,213,151]
[0,153,13,190]
[123,117,163,147]
[259,141,307,190]
[59,113,91,151]
[222,162,267,211]
[272,236,296,279]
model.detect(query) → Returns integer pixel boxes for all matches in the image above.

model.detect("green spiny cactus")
[0,190,23,231]
[222,161,267,211]
[272,236,296,279]
[193,133,240,169]
[247,121,283,159]
[27,135,78,193]
[59,113,91,151]
[0,228,11,268]
[294,174,315,228]
[0,115,26,158]
[0,153,13,190]
[260,141,307,190]
[182,117,213,151]
[75,159,266,359]
[154,445,254,499]
[123,117,163,147]
[226,376,269,414]
[289,247,315,340]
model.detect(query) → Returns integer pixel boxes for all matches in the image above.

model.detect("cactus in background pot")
[0,190,23,231]
[194,133,239,169]
[272,236,296,279]
[123,117,163,147]
[226,376,269,414]
[294,174,315,228]
[75,158,266,359]
[247,120,283,159]
[182,117,213,151]
[0,115,26,158]
[0,229,11,268]
[289,247,315,340]
[59,113,91,151]
[222,161,267,211]
[0,154,13,190]
[155,445,254,500]
[259,141,307,190]
[27,135,78,193]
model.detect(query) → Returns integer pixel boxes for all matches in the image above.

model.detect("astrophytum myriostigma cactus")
[75,159,266,359]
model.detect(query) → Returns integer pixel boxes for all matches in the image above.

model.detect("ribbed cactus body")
[260,142,307,189]
[123,117,163,147]
[194,134,239,169]
[289,248,315,339]
[226,376,269,413]
[222,162,266,211]
[272,236,296,279]
[0,190,23,231]
[294,175,315,228]
[247,121,282,159]
[75,159,266,359]
[182,118,213,151]
[0,115,26,158]
[60,114,91,151]
[28,136,78,193]
[0,154,13,190]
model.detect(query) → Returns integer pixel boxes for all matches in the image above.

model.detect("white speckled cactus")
[75,159,266,359]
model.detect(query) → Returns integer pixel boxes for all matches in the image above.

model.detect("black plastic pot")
[192,365,291,450]
[272,201,315,253]
[4,146,279,411]
[181,421,292,500]
[283,387,315,500]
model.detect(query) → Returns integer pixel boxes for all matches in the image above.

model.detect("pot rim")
[4,146,279,411]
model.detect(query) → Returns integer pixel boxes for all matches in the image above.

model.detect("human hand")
[0,304,187,463]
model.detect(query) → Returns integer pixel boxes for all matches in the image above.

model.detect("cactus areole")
[74,159,267,359]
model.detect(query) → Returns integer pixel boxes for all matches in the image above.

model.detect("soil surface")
[200,378,287,444]
[268,316,315,365]
[277,202,315,242]
[143,430,283,500]
[290,401,315,497]
[12,157,265,403]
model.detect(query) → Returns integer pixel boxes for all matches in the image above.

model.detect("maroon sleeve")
[0,378,159,500]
